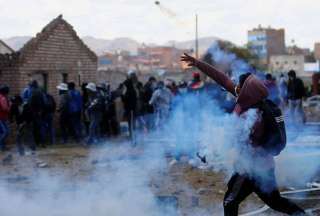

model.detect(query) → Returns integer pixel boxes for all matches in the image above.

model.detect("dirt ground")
[0,139,318,216]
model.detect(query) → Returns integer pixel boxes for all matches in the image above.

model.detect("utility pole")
[195,14,199,59]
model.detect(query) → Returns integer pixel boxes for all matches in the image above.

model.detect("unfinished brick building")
[0,15,97,97]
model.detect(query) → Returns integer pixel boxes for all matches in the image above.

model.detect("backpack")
[259,99,286,156]
[43,94,56,113]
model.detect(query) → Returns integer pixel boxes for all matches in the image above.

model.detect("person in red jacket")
[189,71,205,91]
[181,53,306,216]
[0,85,10,152]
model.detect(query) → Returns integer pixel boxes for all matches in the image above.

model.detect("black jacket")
[143,82,155,114]
[287,78,305,100]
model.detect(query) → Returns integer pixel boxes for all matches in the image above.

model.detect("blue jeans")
[0,120,9,150]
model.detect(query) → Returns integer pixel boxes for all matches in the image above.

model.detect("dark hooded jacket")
[287,77,305,100]
[194,60,275,170]
[195,60,270,148]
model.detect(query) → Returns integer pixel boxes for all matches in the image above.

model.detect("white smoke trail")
[155,2,193,28]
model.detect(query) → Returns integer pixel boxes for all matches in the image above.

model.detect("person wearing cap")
[0,85,10,151]
[189,71,205,92]
[86,82,103,144]
[57,83,70,144]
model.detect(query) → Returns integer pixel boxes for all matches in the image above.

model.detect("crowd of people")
[0,71,207,155]
[0,66,307,156]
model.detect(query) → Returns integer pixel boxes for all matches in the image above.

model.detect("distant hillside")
[82,36,141,55]
[3,35,220,56]
[4,36,32,50]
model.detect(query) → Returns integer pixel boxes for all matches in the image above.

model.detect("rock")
[91,159,99,164]
[2,154,13,165]
[197,188,215,195]
[37,162,49,168]
[191,196,199,207]
[218,190,224,194]
[169,159,177,167]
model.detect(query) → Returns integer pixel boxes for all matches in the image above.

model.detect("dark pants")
[43,113,55,145]
[0,120,9,151]
[32,114,44,147]
[69,112,82,141]
[16,123,36,156]
[126,110,136,139]
[60,113,69,143]
[224,171,306,216]
[144,113,155,131]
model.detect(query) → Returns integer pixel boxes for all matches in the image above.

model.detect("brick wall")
[17,22,97,98]
[1,16,97,99]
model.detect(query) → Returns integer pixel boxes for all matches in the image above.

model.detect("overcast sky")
[0,0,319,48]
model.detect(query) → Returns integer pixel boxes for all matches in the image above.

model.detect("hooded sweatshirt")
[0,94,10,121]
[194,60,274,171]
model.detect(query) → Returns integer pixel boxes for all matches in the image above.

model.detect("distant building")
[314,43,320,60]
[0,40,14,54]
[248,26,286,64]
[305,61,320,73]
[136,45,186,72]
[287,46,311,56]
[0,15,97,96]
[269,55,304,77]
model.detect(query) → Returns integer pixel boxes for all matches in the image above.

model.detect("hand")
[181,53,197,67]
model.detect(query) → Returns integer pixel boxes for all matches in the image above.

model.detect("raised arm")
[181,53,236,96]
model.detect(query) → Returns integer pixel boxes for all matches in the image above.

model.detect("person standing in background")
[149,81,173,129]
[143,77,157,131]
[42,91,56,145]
[0,85,10,152]
[68,82,83,141]
[86,83,103,145]
[287,70,305,124]
[27,80,46,148]
[122,71,141,139]
[57,83,70,144]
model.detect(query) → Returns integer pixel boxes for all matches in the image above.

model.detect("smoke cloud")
[0,43,319,216]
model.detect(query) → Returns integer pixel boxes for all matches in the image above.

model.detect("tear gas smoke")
[0,43,319,216]
[206,41,254,80]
